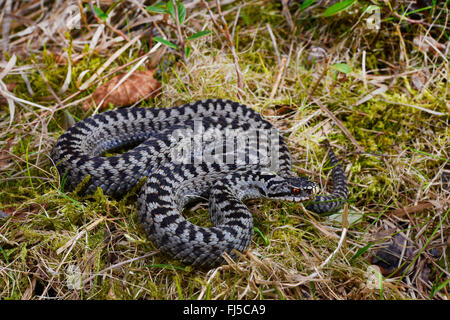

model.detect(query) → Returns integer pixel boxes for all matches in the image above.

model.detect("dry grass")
[0,0,448,300]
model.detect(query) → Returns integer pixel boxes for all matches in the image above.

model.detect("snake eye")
[291,187,301,194]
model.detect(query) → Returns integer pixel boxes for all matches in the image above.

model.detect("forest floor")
[0,0,448,299]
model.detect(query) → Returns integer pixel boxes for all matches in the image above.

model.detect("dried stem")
[308,60,364,152]
[87,0,129,42]
[202,0,244,97]
[171,0,186,64]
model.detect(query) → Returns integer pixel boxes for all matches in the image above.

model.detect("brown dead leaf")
[369,228,416,276]
[1,203,43,221]
[411,70,428,90]
[82,69,161,111]
[261,105,296,117]
[388,202,435,218]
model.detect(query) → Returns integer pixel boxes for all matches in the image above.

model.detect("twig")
[390,9,447,29]
[266,23,281,66]
[39,218,104,299]
[380,98,447,116]
[287,226,349,287]
[82,251,159,285]
[171,0,186,64]
[269,57,287,100]
[79,33,143,91]
[202,0,244,96]
[314,97,364,153]
[308,59,329,98]
[307,60,364,152]
[87,0,130,42]
[388,202,436,218]
[320,227,348,268]
[2,0,12,53]
[281,0,294,31]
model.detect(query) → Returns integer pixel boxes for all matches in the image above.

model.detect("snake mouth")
[268,183,318,202]
[295,184,318,202]
[290,179,318,202]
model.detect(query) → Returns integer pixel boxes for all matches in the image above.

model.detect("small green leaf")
[430,274,450,298]
[145,5,169,14]
[322,0,356,17]
[186,30,212,41]
[177,1,186,25]
[301,0,316,10]
[331,63,351,74]
[350,242,373,262]
[167,1,176,22]
[93,5,108,21]
[184,45,191,58]
[153,37,179,50]
[254,226,269,246]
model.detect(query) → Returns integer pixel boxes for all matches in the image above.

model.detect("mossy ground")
[0,1,448,299]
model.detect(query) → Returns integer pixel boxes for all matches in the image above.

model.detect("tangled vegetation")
[0,0,448,300]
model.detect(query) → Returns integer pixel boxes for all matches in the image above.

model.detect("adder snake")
[51,99,348,267]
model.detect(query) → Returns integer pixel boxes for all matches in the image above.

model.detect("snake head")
[265,175,318,202]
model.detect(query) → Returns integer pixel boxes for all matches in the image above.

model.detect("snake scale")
[51,99,348,267]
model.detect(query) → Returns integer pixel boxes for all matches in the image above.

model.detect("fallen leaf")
[369,228,416,276]
[1,203,43,221]
[261,105,296,117]
[411,70,428,90]
[82,69,161,111]
[388,201,435,218]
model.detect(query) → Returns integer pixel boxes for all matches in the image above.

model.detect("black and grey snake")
[51,99,348,267]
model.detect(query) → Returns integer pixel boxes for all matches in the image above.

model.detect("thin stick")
[87,0,129,42]
[320,227,348,267]
[266,23,281,66]
[171,0,186,64]
[281,0,294,31]
[307,61,364,152]
[308,59,329,98]
[82,252,159,285]
[202,0,244,96]
[314,97,364,153]
[269,57,287,100]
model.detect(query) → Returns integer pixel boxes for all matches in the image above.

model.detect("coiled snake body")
[51,99,348,267]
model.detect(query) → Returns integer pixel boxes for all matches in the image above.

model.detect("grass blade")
[177,1,186,25]
[323,0,356,17]
[153,37,179,50]
[186,30,212,41]
[146,5,169,14]
[301,0,316,10]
